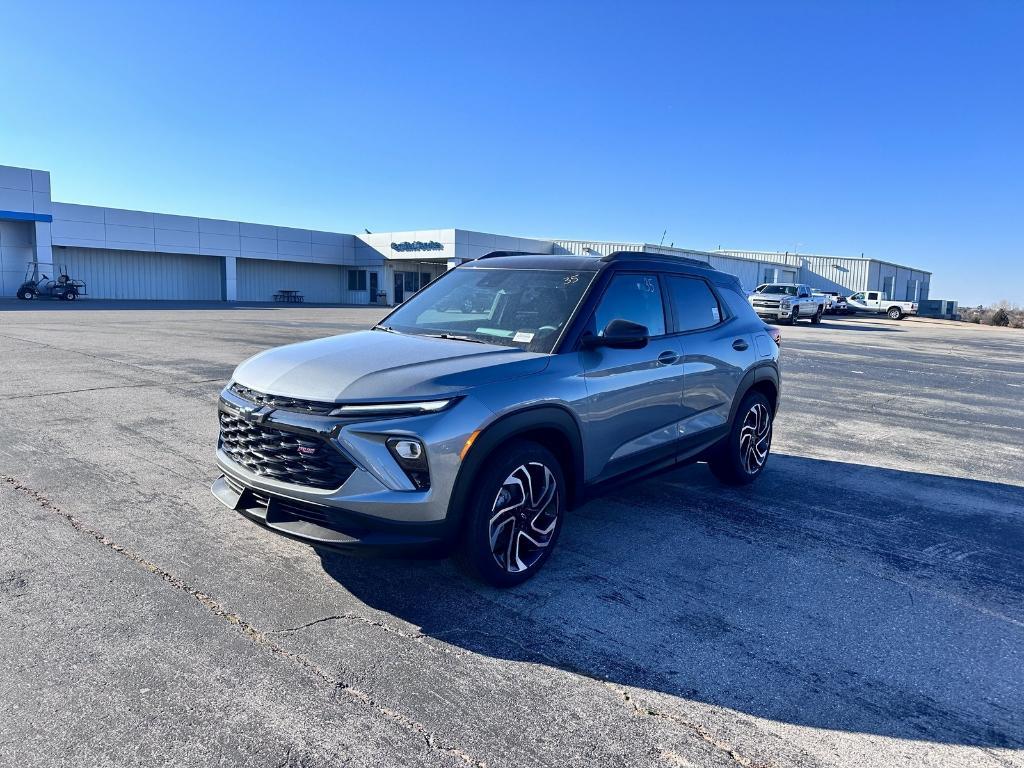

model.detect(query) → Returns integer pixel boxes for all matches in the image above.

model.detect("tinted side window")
[593,273,666,337]
[666,275,722,332]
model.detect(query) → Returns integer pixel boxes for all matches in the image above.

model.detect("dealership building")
[1,163,931,305]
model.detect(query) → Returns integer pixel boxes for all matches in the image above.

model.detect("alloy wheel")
[739,402,772,474]
[488,462,559,573]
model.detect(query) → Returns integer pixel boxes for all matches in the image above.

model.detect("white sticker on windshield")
[513,331,535,343]
[712,307,720,321]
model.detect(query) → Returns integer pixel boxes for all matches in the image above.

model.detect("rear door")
[579,272,685,480]
[664,274,751,444]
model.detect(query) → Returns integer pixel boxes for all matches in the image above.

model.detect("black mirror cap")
[583,318,650,350]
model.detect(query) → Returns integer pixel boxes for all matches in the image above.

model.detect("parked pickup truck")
[749,283,826,324]
[846,291,918,320]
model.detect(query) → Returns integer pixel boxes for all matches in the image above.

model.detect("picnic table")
[273,290,305,303]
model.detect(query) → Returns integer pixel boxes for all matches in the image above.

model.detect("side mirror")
[582,319,649,350]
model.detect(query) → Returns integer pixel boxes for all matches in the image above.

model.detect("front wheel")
[811,306,823,324]
[787,307,799,325]
[887,306,903,320]
[457,440,565,587]
[17,287,35,300]
[707,391,774,486]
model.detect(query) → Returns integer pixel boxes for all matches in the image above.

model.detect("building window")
[421,272,431,288]
[348,269,367,291]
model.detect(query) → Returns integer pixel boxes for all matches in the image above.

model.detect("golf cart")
[16,262,88,301]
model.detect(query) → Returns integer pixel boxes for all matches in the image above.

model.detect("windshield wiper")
[423,332,488,344]
[372,324,401,334]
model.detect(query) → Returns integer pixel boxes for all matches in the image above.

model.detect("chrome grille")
[230,383,337,415]
[218,412,355,490]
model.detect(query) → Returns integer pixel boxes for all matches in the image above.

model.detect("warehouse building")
[715,249,932,302]
[1,163,930,304]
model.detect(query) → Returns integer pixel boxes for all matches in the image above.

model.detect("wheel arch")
[728,363,781,427]
[447,405,586,532]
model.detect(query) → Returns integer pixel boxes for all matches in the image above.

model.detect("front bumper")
[212,474,452,556]
[212,385,493,554]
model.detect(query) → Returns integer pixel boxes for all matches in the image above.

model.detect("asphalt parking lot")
[1,301,1022,768]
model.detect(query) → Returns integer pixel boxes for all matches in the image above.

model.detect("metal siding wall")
[706,255,764,290]
[56,246,222,299]
[237,258,343,303]
[797,256,869,294]
[0,220,36,297]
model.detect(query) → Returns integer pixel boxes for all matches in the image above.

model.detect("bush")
[969,314,981,324]
[1012,316,1024,329]
[989,308,1010,327]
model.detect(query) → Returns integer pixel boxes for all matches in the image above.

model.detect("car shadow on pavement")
[317,454,1024,749]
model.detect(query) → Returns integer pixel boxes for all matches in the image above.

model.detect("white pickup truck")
[846,291,918,320]
[748,283,827,325]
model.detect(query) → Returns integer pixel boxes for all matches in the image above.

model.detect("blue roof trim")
[0,209,53,223]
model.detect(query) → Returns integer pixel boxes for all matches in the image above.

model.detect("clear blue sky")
[2,1,1021,305]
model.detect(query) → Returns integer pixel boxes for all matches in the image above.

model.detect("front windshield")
[381,266,597,353]
[757,284,798,296]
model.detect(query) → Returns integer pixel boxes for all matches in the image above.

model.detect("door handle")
[657,350,679,365]
[732,338,749,351]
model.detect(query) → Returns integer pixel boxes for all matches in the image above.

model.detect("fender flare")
[445,405,586,533]
[727,363,781,427]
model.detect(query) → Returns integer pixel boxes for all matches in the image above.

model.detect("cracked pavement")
[0,301,1022,767]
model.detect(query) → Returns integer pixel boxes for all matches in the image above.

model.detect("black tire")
[17,287,35,300]
[811,306,823,324]
[707,391,774,486]
[63,288,78,301]
[887,306,903,320]
[787,307,799,325]
[456,440,565,587]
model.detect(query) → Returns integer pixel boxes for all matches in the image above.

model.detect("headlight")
[329,399,454,417]
[780,299,791,308]
[386,437,430,489]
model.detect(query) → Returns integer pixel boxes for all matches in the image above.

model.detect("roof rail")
[476,250,546,260]
[600,250,717,270]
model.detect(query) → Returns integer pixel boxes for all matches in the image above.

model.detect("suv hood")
[232,330,550,402]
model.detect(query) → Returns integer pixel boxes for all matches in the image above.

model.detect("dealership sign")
[391,241,444,252]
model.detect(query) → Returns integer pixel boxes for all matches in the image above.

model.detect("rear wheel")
[708,391,774,486]
[887,306,903,320]
[62,288,78,301]
[457,440,565,587]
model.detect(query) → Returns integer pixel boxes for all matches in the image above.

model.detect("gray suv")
[212,251,780,586]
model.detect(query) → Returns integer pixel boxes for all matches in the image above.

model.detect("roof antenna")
[658,229,667,247]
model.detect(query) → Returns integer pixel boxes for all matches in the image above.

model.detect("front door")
[579,272,684,482]
[369,271,378,303]
[394,272,404,304]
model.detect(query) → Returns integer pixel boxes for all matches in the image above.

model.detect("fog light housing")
[386,437,430,489]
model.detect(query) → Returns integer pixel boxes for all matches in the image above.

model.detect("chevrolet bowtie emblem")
[240,404,274,424]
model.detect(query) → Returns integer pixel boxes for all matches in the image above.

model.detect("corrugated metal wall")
[717,250,930,298]
[0,220,35,297]
[237,258,343,303]
[56,246,223,299]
